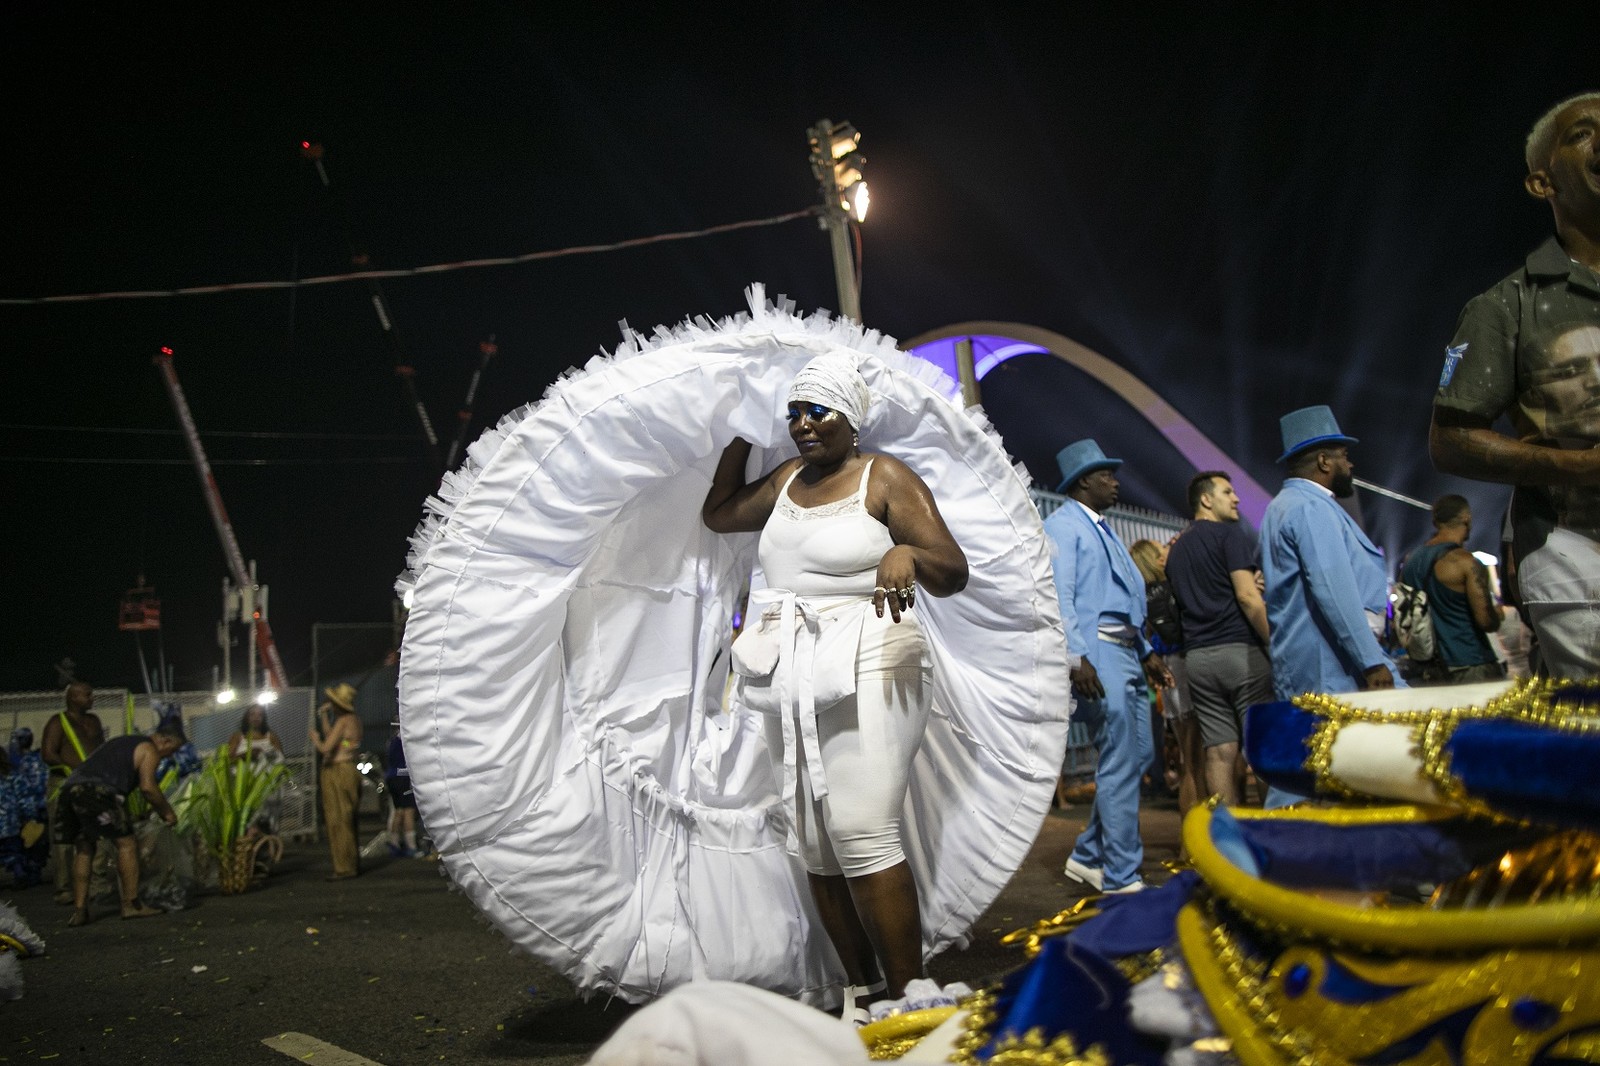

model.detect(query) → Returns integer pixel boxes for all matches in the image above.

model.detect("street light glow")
[847,182,869,222]
[216,688,237,705]
[256,689,279,705]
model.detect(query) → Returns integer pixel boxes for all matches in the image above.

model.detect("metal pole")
[954,338,981,408]
[1353,478,1432,511]
[247,560,259,694]
[301,142,443,470]
[220,578,233,694]
[444,336,498,471]
[824,212,860,321]
[155,349,288,689]
[808,120,862,322]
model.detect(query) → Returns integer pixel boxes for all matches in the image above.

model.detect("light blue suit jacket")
[1261,479,1400,697]
[1043,501,1149,666]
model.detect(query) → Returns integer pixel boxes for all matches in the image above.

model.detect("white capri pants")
[765,614,930,878]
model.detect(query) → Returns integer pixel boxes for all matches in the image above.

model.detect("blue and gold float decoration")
[898,679,1600,1064]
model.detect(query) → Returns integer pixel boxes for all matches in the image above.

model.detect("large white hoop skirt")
[397,288,1071,1004]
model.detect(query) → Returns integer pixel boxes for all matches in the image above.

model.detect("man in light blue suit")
[1043,440,1173,894]
[1259,407,1403,805]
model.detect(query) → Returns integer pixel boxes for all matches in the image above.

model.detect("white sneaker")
[1062,857,1104,891]
[1102,879,1146,895]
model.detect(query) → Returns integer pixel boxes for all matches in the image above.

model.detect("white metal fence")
[1030,488,1188,547]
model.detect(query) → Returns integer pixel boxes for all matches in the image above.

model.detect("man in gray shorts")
[1165,471,1273,806]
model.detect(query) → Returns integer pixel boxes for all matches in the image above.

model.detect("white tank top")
[757,460,894,597]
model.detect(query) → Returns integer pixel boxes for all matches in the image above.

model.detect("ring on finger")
[874,586,888,594]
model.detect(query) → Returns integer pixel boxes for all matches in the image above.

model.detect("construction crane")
[299,140,443,471]
[153,346,288,691]
[444,335,498,471]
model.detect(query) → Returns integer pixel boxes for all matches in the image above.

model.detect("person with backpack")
[1397,495,1504,684]
[1129,539,1196,811]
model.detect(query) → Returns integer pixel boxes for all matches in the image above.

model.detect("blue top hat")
[1055,439,1122,492]
[1277,405,1358,463]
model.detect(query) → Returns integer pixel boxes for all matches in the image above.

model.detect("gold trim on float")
[857,1006,956,1061]
[1176,903,1286,1066]
[998,898,1102,959]
[944,986,1114,1066]
[1178,899,1600,1065]
[1291,678,1600,825]
[1181,803,1600,951]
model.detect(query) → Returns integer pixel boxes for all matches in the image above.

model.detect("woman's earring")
[853,433,860,446]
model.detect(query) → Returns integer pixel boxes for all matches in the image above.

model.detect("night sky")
[3,5,1593,693]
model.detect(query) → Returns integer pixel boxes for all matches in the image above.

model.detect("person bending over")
[55,719,184,926]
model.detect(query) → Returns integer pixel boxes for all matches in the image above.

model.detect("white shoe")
[1102,879,1146,895]
[1062,857,1104,891]
[841,980,885,1026]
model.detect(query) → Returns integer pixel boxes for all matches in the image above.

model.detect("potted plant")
[179,747,292,894]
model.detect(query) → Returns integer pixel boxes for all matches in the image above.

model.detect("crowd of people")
[579,88,1600,1057]
[5,90,1594,1058]
[0,675,428,922]
[1043,89,1600,890]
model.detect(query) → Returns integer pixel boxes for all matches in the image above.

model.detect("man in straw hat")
[1260,406,1402,804]
[1044,439,1173,895]
[1430,91,1600,680]
[311,683,363,880]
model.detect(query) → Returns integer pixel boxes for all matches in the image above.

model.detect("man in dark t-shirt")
[1166,471,1273,806]
[54,720,185,926]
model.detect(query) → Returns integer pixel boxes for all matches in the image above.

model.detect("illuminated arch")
[902,322,1272,523]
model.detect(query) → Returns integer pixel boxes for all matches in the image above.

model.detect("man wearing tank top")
[55,718,185,926]
[1398,495,1504,684]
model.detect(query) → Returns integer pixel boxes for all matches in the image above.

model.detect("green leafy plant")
[178,747,292,859]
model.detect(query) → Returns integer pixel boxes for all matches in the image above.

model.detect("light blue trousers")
[1068,642,1151,889]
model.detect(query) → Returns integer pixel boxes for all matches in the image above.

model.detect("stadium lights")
[806,119,868,320]
[811,120,869,222]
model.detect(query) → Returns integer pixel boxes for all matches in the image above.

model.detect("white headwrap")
[786,354,872,431]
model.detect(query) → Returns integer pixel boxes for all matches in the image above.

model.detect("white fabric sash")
[731,589,868,804]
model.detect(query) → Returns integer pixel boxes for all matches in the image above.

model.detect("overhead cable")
[0,208,822,306]
[0,422,417,441]
[3,455,419,466]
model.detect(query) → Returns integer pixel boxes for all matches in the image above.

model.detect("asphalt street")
[5,799,1182,1066]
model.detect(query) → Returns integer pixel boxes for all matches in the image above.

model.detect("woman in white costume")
[703,355,966,1013]
[396,289,1070,1006]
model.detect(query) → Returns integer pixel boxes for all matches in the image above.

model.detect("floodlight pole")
[808,119,862,322]
[822,209,860,322]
